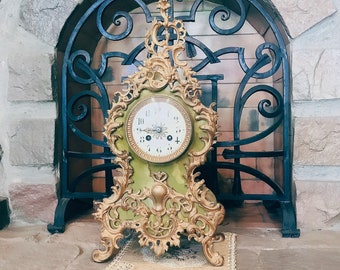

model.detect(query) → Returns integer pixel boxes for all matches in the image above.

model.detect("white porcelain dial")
[126,95,192,163]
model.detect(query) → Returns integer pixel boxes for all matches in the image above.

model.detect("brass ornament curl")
[93,0,225,266]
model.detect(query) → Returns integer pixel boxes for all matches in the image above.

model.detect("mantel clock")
[92,0,226,266]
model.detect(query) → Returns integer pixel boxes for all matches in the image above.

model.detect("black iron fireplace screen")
[48,0,299,237]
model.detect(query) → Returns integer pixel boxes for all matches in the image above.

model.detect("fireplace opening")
[49,0,299,237]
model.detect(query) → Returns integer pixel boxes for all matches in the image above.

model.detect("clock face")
[126,95,192,163]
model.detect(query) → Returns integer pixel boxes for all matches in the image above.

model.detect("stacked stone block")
[0,0,78,225]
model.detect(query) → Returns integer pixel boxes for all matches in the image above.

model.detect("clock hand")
[141,126,167,134]
[140,127,156,133]
[140,127,161,134]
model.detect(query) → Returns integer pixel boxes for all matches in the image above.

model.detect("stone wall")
[0,0,339,230]
[0,0,79,225]
[290,0,340,229]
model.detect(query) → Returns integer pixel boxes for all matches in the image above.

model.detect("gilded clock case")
[93,0,225,266]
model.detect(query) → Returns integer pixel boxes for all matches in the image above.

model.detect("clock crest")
[92,0,225,266]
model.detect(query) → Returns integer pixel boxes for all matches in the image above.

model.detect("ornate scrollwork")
[209,0,247,35]
[93,0,225,266]
[97,2,133,41]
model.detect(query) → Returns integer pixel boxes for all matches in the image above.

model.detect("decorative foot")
[0,197,10,230]
[47,198,71,233]
[92,229,126,263]
[92,236,117,262]
[201,234,225,266]
[47,198,93,234]
[280,201,300,238]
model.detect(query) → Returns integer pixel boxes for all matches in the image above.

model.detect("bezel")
[125,95,192,163]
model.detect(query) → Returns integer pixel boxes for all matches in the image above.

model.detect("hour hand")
[140,127,154,133]
[140,127,160,134]
[141,126,164,134]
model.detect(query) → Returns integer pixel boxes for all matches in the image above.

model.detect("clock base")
[92,170,225,266]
